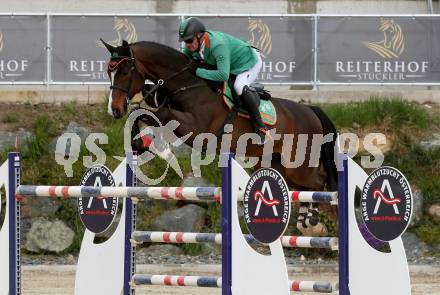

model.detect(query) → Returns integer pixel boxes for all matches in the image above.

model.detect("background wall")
[1,0,437,14]
[1,0,439,104]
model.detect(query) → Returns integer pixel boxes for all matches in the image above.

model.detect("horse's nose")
[112,108,122,118]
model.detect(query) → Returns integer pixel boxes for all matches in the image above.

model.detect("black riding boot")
[240,85,270,146]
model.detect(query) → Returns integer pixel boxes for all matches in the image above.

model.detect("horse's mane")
[131,41,223,92]
[132,41,190,67]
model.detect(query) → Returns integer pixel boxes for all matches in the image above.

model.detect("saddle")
[220,81,276,126]
[247,83,271,101]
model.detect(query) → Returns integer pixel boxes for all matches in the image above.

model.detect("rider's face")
[185,34,201,52]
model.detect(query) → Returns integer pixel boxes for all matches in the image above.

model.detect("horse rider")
[178,17,271,146]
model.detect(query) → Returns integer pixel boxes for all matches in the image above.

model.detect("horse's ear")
[122,40,129,47]
[100,38,117,54]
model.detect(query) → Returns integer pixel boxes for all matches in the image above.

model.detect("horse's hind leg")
[270,157,328,237]
[293,193,329,237]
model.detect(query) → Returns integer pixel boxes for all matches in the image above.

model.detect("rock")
[20,196,61,219]
[20,217,33,246]
[420,133,440,150]
[171,142,193,157]
[182,175,214,188]
[154,204,206,232]
[338,132,392,156]
[25,218,74,253]
[0,128,32,152]
[20,196,63,245]
[139,244,183,257]
[204,242,222,256]
[64,121,91,142]
[428,204,440,223]
[352,122,361,129]
[409,190,423,228]
[66,254,76,264]
[50,121,91,154]
[358,134,393,155]
[402,232,431,262]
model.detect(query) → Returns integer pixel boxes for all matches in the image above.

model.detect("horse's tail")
[308,106,338,191]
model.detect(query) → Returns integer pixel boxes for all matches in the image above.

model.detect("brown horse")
[102,40,338,236]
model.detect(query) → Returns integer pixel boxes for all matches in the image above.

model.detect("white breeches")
[233,49,262,96]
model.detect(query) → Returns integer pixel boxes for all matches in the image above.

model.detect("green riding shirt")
[183,30,258,82]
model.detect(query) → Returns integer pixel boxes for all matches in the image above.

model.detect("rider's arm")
[196,44,230,81]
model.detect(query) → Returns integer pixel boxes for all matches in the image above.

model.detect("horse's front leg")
[166,108,200,145]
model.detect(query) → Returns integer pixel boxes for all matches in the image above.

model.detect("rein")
[139,60,208,112]
[141,64,191,99]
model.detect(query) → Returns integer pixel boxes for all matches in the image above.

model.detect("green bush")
[415,217,440,247]
[22,115,54,161]
[1,113,19,123]
[323,97,431,129]
[386,143,440,205]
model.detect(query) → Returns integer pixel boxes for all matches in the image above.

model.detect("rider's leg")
[240,86,269,145]
[233,49,262,96]
[234,50,270,146]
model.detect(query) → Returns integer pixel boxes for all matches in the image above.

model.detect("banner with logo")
[51,16,180,83]
[197,16,314,84]
[318,16,440,83]
[361,166,412,241]
[243,167,291,244]
[0,15,46,82]
[79,165,118,234]
[2,15,440,85]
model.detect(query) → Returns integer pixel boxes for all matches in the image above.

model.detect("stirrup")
[258,127,273,141]
[254,128,271,147]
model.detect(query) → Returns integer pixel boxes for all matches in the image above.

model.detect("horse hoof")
[297,222,328,237]
[132,139,148,154]
[306,215,319,226]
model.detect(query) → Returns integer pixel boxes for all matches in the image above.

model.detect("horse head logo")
[0,32,4,53]
[248,19,272,58]
[363,19,405,59]
[97,17,137,48]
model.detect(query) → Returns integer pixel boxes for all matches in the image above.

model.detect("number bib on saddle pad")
[222,83,277,126]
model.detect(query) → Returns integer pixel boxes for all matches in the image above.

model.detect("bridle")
[107,46,146,103]
[108,57,136,93]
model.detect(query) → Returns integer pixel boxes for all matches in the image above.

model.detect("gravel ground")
[19,250,440,294]
[21,263,440,295]
[21,247,440,266]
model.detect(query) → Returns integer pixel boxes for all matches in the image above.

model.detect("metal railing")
[0,13,440,87]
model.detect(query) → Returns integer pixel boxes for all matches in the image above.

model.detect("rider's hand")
[188,61,198,74]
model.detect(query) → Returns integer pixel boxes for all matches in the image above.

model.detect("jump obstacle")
[0,152,411,295]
